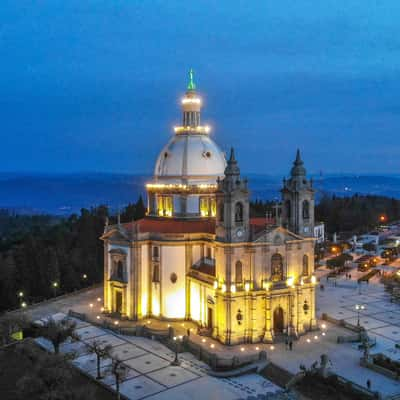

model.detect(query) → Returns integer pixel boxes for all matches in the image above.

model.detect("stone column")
[185,244,192,320]
[103,240,110,312]
[264,292,274,342]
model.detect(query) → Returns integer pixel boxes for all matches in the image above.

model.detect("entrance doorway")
[273,307,284,334]
[115,291,122,314]
[207,307,213,329]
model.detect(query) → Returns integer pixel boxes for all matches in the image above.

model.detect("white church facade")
[101,72,317,345]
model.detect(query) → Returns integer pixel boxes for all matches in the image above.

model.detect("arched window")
[271,253,284,282]
[285,200,291,219]
[152,264,160,283]
[117,260,124,280]
[302,200,310,219]
[235,261,243,283]
[235,202,243,223]
[153,246,159,259]
[302,255,309,276]
[206,247,212,259]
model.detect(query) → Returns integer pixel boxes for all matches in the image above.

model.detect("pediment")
[100,228,129,242]
[254,226,303,244]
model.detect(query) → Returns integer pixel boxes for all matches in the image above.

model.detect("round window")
[170,273,178,284]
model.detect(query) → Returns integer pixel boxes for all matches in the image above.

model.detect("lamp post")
[171,335,183,366]
[52,281,59,297]
[355,304,365,327]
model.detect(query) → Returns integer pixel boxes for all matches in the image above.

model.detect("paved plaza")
[27,272,400,398]
[35,313,279,400]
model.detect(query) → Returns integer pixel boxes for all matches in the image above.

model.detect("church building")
[101,72,317,345]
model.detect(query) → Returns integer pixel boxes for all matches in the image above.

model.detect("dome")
[154,133,226,184]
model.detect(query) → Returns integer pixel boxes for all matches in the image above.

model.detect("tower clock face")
[236,228,244,238]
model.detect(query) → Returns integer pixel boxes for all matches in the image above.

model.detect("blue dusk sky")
[1,1,400,175]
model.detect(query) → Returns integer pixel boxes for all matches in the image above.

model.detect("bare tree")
[111,356,127,400]
[38,317,76,354]
[86,339,112,380]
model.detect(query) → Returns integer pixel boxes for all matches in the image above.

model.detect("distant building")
[101,72,317,345]
[313,222,325,244]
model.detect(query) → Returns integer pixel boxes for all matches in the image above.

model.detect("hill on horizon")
[1,172,400,215]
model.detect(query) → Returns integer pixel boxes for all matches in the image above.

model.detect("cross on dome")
[187,68,196,91]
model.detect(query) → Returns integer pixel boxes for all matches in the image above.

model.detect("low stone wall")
[361,356,400,381]
[330,373,380,400]
[182,337,265,371]
[322,313,361,333]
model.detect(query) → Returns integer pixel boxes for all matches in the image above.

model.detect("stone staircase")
[259,363,294,388]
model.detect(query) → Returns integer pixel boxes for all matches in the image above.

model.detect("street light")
[21,302,27,308]
[52,282,59,297]
[355,304,365,327]
[171,336,183,366]
[18,291,24,298]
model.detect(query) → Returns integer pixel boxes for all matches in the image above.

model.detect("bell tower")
[281,149,315,237]
[216,148,250,242]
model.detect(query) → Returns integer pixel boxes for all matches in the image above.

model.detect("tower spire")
[224,147,240,177]
[181,69,201,128]
[290,148,306,177]
[187,68,196,91]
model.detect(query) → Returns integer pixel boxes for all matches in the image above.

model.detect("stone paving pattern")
[28,270,400,398]
[35,314,279,400]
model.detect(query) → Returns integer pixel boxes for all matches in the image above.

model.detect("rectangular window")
[157,196,173,217]
[199,196,216,217]
[200,197,209,217]
[211,198,216,217]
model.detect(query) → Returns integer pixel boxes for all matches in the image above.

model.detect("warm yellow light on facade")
[300,277,304,286]
[240,347,245,352]
[181,97,201,105]
[306,338,311,343]
[270,345,275,350]
[100,307,104,312]
[96,315,100,320]
[244,282,250,292]
[286,276,294,287]
[230,284,236,293]
[89,303,94,308]
[263,280,270,290]
[213,280,218,289]
[311,275,317,284]
[210,344,215,348]
[221,283,227,293]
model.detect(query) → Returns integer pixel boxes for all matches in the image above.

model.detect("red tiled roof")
[250,217,275,234]
[122,216,275,235]
[123,217,216,234]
